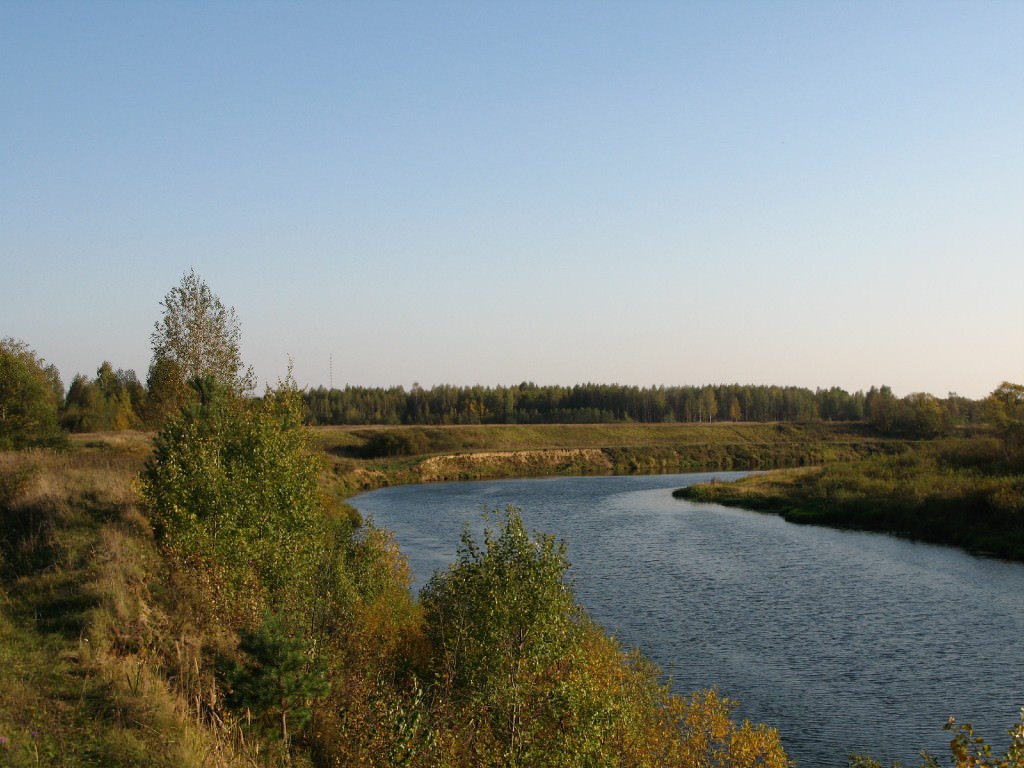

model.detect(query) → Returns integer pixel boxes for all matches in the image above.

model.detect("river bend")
[352,472,1024,767]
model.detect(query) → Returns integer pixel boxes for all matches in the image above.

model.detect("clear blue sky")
[2,2,1021,400]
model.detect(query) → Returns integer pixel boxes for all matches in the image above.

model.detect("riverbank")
[315,421,900,496]
[675,436,1024,560]
[316,422,1023,562]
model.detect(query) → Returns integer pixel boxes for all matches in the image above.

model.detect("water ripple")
[353,473,1024,768]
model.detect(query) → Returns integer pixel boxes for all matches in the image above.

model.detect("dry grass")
[315,421,894,496]
[315,420,880,454]
[0,439,272,767]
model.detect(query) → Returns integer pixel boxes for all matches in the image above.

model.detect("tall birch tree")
[147,270,255,419]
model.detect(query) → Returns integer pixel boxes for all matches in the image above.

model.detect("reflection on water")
[352,473,1024,768]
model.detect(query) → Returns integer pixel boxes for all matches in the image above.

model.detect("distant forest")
[303,382,983,436]
[0,271,1003,449]
[0,336,991,446]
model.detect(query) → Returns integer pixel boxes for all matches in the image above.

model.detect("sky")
[2,2,1022,400]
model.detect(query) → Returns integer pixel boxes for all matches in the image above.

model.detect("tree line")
[304,381,987,436]
[0,343,1000,448]
[0,265,1003,450]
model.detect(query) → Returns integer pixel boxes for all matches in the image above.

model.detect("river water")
[351,472,1024,767]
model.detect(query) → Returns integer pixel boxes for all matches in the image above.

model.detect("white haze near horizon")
[1,2,1021,401]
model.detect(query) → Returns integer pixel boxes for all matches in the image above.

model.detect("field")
[314,421,898,495]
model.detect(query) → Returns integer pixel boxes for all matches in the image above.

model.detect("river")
[350,472,1024,767]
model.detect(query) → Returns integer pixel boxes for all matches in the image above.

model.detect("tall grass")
[677,438,1024,559]
[0,439,268,767]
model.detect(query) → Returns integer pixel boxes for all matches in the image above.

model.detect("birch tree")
[148,270,255,411]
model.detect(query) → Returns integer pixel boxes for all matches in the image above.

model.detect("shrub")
[140,377,328,625]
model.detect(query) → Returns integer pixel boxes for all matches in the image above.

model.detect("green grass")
[315,421,897,495]
[676,437,1024,559]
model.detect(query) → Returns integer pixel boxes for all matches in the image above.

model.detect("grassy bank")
[0,434,244,766]
[675,437,1024,560]
[315,421,898,495]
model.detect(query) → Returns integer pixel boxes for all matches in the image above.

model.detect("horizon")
[3,3,1021,402]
